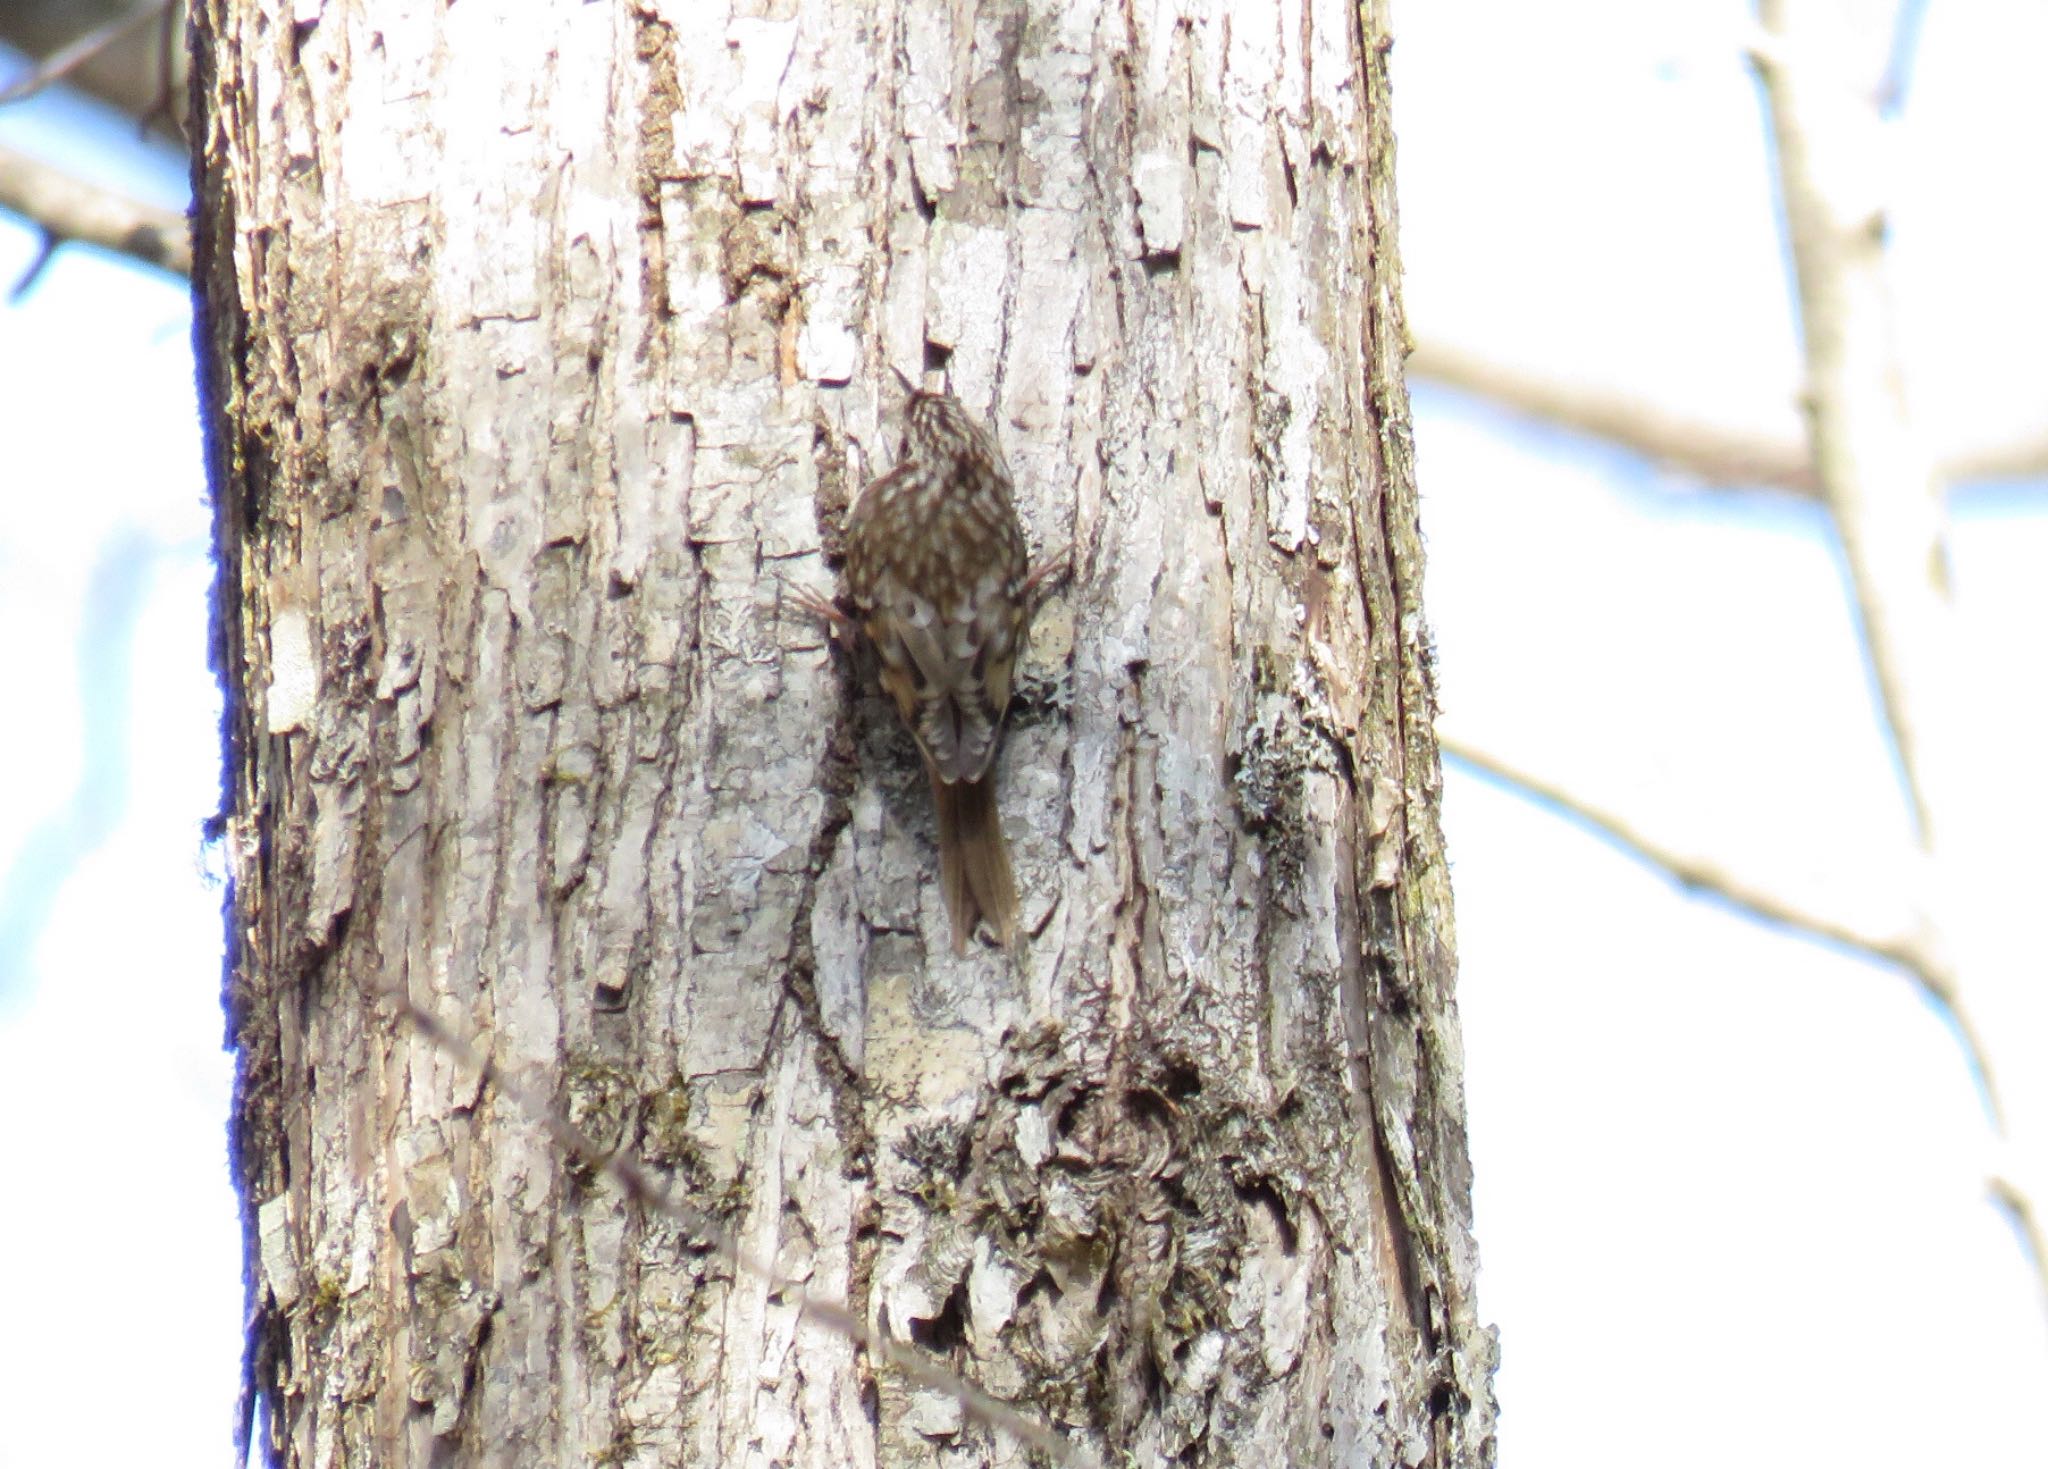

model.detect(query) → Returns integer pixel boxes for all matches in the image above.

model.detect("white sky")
[1,2,2043,1464]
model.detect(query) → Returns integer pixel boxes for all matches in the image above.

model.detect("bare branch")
[0,142,189,276]
[1753,2,1952,844]
[395,989,1096,1469]
[1946,431,2048,487]
[1409,336,2048,496]
[1753,0,2041,1316]
[1408,337,1820,494]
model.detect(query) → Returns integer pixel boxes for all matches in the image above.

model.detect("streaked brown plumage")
[843,390,1030,952]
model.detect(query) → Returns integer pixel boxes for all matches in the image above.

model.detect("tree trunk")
[191,0,1496,1464]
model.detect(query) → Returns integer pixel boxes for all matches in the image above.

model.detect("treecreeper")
[808,387,1062,953]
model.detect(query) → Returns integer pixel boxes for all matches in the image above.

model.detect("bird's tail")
[932,772,1017,953]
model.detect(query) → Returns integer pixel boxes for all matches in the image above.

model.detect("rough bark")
[192,0,1495,1464]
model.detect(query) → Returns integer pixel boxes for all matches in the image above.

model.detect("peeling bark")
[192,0,1495,1464]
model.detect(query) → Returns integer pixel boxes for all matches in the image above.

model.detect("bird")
[802,386,1062,952]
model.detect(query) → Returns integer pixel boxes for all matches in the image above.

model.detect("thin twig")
[0,142,190,277]
[1439,733,1937,975]
[141,0,184,136]
[1988,1166,2048,1326]
[1439,730,2018,1143]
[395,991,1096,1468]
[0,0,173,106]
[10,230,59,300]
